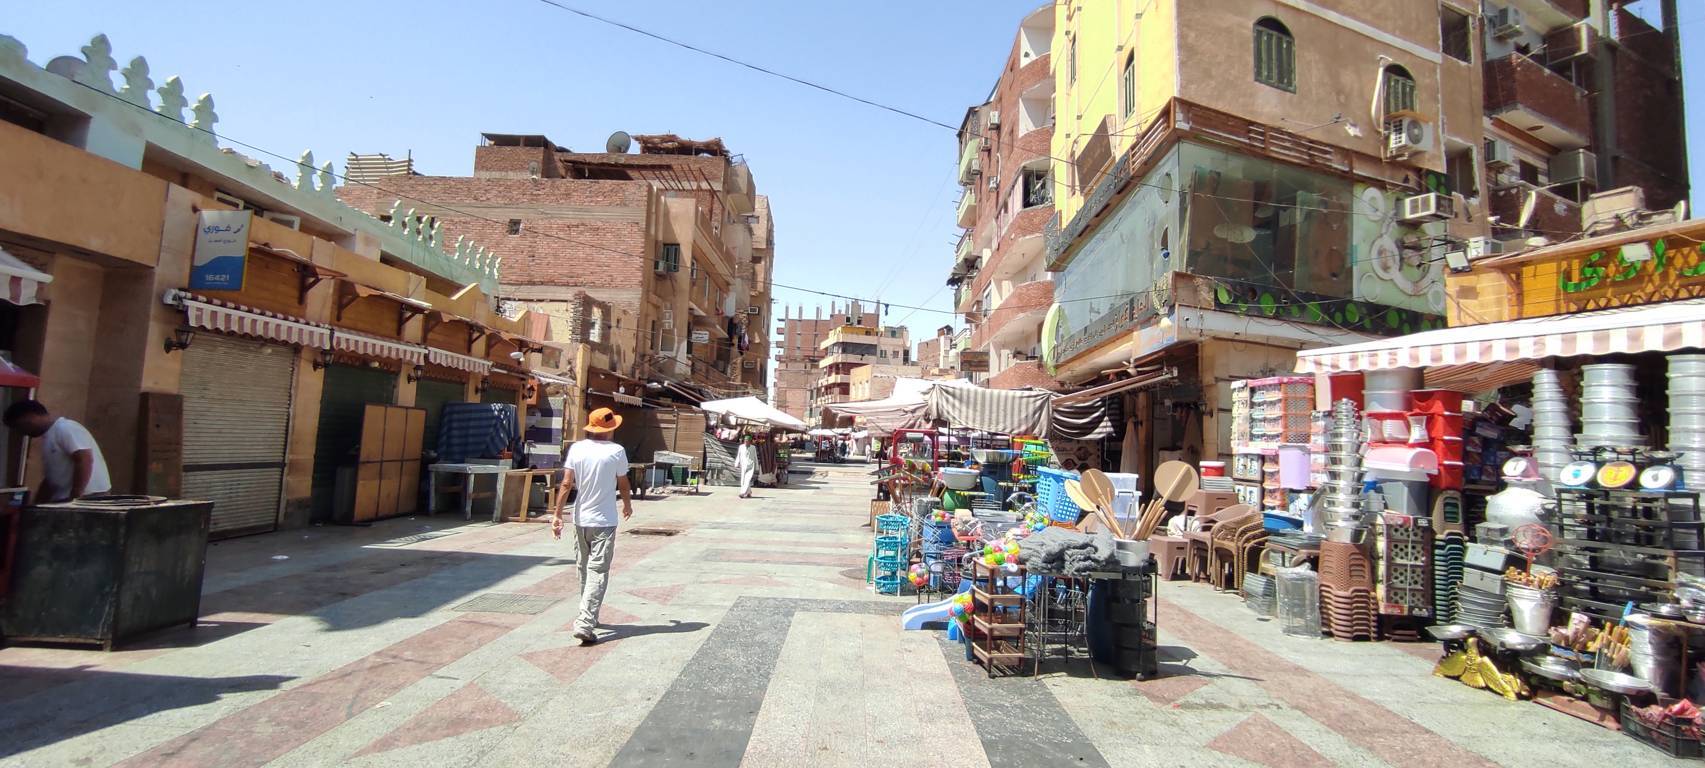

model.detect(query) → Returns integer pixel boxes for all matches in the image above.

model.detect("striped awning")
[428,347,493,375]
[533,371,574,387]
[165,289,331,349]
[332,330,426,365]
[0,247,51,306]
[1295,298,1705,374]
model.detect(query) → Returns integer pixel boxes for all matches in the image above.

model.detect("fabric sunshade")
[332,330,427,365]
[924,383,1115,440]
[427,348,493,375]
[0,356,40,388]
[1053,367,1177,406]
[533,371,575,387]
[1294,298,1705,374]
[700,396,808,432]
[0,246,52,306]
[166,289,332,349]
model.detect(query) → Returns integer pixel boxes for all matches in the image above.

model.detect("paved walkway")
[0,462,1681,766]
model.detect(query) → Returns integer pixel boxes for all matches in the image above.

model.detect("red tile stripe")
[1158,596,1500,768]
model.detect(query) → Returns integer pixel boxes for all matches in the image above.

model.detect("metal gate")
[181,334,295,537]
[414,378,466,452]
[310,364,396,522]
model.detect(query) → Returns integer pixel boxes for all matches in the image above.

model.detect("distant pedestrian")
[3,400,110,503]
[735,434,758,499]
[552,407,634,645]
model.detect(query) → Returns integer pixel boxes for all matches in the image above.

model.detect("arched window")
[1383,64,1417,115]
[1253,18,1295,92]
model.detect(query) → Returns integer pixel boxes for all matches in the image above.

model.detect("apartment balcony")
[958,138,982,185]
[725,159,755,214]
[1489,183,1580,238]
[1484,54,1591,149]
[956,190,977,228]
[989,360,1063,391]
[819,353,879,368]
[973,280,1052,349]
[821,374,852,386]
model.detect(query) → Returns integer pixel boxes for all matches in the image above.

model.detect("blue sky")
[5,1,1699,339]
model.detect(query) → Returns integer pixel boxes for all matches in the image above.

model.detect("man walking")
[552,407,634,645]
[3,400,111,502]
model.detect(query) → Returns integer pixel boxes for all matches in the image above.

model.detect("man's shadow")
[602,619,709,641]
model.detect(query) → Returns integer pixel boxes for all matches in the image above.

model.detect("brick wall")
[338,177,654,316]
[1608,13,1688,208]
[474,145,559,178]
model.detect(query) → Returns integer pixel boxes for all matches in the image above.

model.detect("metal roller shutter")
[182,334,296,537]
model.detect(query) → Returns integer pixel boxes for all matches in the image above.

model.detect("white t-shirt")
[565,439,629,528]
[40,417,112,501]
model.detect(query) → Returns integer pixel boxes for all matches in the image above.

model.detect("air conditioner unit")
[1550,149,1598,188]
[988,176,999,193]
[1492,7,1524,40]
[1484,138,1514,170]
[661,308,674,330]
[743,360,757,369]
[969,157,982,176]
[263,212,301,230]
[1466,236,1505,259]
[212,191,248,210]
[979,137,990,151]
[1384,117,1431,158]
[987,110,1001,129]
[746,306,761,315]
[1400,192,1454,222]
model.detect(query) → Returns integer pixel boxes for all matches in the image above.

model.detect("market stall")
[700,396,806,487]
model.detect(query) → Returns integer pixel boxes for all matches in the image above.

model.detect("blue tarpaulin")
[436,403,521,464]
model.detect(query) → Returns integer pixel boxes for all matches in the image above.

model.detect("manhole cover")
[452,593,560,614]
[627,527,682,537]
[369,529,461,548]
[837,567,866,582]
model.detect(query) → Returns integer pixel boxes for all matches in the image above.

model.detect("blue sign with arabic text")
[190,210,251,291]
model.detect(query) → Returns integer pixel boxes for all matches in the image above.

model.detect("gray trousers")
[574,525,617,633]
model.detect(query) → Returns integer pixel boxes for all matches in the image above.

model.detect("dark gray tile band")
[608,597,902,767]
[936,636,1113,768]
[609,596,1111,768]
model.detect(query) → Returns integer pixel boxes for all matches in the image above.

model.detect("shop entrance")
[310,363,395,522]
[413,377,466,454]
[181,334,295,537]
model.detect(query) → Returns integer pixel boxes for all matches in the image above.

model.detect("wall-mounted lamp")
[310,351,328,371]
[163,327,195,354]
[407,364,424,383]
[474,377,490,395]
[523,381,538,399]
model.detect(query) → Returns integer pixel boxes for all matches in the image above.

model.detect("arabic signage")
[689,330,711,344]
[1514,236,1705,318]
[190,210,252,291]
[959,350,989,373]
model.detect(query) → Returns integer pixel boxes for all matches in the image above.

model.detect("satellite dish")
[1674,200,1689,221]
[606,131,633,154]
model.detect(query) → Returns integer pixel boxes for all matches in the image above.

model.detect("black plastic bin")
[1,496,212,650]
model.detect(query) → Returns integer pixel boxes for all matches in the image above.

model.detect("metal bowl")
[1478,627,1549,654]
[1641,602,1686,619]
[1426,624,1476,641]
[1579,668,1655,696]
[1521,656,1581,683]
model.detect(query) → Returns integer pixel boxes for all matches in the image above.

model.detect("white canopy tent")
[699,396,808,432]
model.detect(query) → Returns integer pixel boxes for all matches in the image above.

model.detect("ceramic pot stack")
[1576,363,1645,449]
[1669,354,1705,487]
[1530,369,1573,484]
[1321,399,1368,537]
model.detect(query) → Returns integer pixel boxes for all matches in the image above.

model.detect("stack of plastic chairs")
[872,513,910,595]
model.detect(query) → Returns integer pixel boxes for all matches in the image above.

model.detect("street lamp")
[163,327,195,353]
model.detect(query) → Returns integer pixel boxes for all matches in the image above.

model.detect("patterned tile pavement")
[0,461,1686,766]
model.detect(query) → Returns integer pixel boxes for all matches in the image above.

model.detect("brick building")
[339,133,772,404]
[772,302,875,424]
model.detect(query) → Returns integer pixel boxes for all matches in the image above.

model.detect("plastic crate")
[1036,466,1082,524]
[875,514,910,535]
[1621,701,1705,759]
[874,574,905,595]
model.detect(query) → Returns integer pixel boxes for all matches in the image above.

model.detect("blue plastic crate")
[875,513,910,535]
[1262,512,1302,531]
[873,554,907,572]
[874,574,905,595]
[1035,466,1081,524]
[873,535,907,560]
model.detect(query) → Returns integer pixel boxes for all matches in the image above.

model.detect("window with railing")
[1021,165,1052,209]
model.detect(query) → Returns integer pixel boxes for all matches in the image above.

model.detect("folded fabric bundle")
[1023,526,1117,575]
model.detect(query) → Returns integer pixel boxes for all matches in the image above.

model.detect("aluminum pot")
[1325,523,1370,544]
[1581,400,1639,422]
[1581,363,1638,385]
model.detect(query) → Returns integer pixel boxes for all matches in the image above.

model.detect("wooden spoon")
[1155,461,1201,503]
[1079,469,1124,538]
